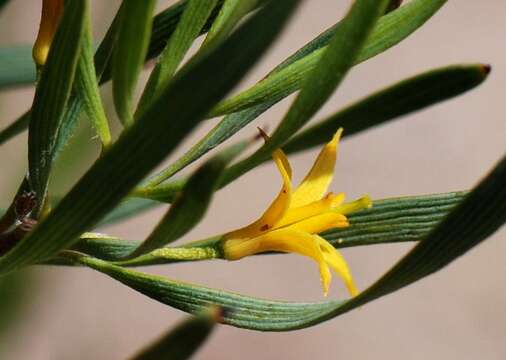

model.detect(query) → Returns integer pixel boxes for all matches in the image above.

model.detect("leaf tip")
[479,64,492,76]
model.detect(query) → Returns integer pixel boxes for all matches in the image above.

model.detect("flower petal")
[287,212,349,234]
[275,192,345,229]
[316,235,359,297]
[222,228,332,295]
[225,143,292,239]
[291,129,342,208]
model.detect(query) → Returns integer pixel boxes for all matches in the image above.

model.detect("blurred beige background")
[1,0,505,359]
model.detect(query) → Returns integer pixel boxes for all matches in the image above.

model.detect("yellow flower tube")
[33,0,64,67]
[221,129,372,297]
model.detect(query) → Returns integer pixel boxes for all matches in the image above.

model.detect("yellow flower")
[221,128,371,297]
[33,0,64,66]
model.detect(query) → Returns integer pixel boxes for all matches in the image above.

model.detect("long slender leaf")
[136,0,219,117]
[27,0,86,215]
[283,64,490,154]
[202,0,259,49]
[76,9,111,149]
[130,310,219,360]
[112,0,156,126]
[143,0,447,188]
[0,0,302,274]
[68,154,506,331]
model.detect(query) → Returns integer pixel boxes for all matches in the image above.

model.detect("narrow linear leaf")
[130,141,247,257]
[283,63,490,154]
[202,0,259,49]
[130,309,219,360]
[0,0,302,273]
[136,0,219,118]
[142,0,446,189]
[68,154,506,331]
[325,191,466,248]
[112,0,156,126]
[27,0,86,214]
[72,234,139,262]
[76,8,111,149]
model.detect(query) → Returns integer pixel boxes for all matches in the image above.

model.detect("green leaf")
[325,191,466,248]
[27,0,87,215]
[130,141,247,257]
[65,191,464,263]
[130,310,218,360]
[75,8,112,149]
[112,0,156,126]
[136,0,220,118]
[210,0,446,117]
[0,0,301,274]
[142,0,447,189]
[202,0,259,49]
[67,155,506,331]
[72,234,139,262]
[283,63,490,154]
[0,46,35,89]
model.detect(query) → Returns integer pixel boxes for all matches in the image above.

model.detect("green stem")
[114,246,220,267]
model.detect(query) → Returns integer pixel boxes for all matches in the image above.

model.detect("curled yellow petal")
[223,228,332,295]
[33,0,64,66]
[316,236,359,297]
[291,128,343,208]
